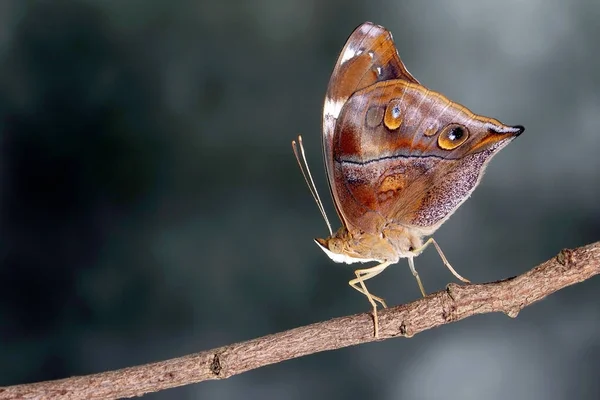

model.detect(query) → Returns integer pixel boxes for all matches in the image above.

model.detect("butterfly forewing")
[322,22,419,227]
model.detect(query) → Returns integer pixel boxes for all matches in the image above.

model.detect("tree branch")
[2,241,599,399]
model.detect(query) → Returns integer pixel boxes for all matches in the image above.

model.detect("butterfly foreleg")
[413,237,471,284]
[348,261,391,337]
[349,264,390,308]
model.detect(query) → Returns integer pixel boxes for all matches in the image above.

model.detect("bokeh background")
[1,0,599,399]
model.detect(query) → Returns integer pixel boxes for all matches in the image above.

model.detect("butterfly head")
[314,237,366,264]
[314,227,402,265]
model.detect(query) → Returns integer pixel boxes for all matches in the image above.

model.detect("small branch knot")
[210,354,222,376]
[505,307,520,318]
[442,284,459,321]
[399,321,408,336]
[445,283,458,301]
[557,248,574,267]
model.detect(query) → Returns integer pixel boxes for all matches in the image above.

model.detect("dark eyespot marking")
[448,127,464,141]
[438,123,469,150]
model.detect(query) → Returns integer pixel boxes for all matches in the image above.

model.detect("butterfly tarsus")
[348,261,392,337]
[412,237,471,284]
[407,257,427,297]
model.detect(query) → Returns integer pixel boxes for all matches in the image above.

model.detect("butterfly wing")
[322,22,418,226]
[330,79,523,236]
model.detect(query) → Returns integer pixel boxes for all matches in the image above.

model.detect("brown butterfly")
[293,22,523,337]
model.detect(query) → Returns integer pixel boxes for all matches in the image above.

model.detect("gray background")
[0,0,599,399]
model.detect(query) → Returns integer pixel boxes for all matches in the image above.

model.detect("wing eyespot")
[438,124,469,150]
[384,100,403,130]
[424,121,440,136]
[365,105,385,128]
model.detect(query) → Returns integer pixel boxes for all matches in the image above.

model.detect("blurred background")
[0,0,598,399]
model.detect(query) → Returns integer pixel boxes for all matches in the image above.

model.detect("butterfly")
[293,22,523,337]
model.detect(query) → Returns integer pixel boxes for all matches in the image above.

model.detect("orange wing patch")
[378,174,406,202]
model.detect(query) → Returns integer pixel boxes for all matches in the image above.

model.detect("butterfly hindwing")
[330,79,523,234]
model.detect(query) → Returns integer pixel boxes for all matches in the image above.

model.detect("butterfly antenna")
[292,135,333,236]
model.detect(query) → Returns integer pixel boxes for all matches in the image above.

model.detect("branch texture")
[1,241,599,399]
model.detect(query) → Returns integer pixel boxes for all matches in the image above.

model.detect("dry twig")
[1,241,599,399]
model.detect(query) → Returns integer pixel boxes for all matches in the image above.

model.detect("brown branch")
[2,241,599,399]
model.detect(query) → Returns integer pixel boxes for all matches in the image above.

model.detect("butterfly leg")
[348,261,392,337]
[407,257,427,297]
[349,265,389,308]
[413,238,471,284]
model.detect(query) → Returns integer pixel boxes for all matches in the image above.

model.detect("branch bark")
[2,241,599,399]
